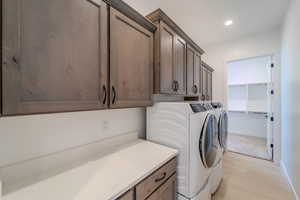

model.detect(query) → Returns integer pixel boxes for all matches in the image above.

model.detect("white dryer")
[210,103,228,194]
[147,102,218,200]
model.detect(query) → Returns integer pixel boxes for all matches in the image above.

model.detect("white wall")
[281,0,300,198]
[0,108,145,194]
[202,29,281,104]
[228,112,267,138]
[203,29,282,163]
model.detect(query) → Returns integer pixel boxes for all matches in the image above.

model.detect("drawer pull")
[102,85,107,105]
[155,172,167,182]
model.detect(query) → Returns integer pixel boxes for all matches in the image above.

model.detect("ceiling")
[124,0,290,47]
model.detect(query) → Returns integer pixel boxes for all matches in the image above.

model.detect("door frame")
[224,53,281,164]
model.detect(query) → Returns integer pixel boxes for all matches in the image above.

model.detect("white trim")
[280,160,299,200]
[225,53,282,164]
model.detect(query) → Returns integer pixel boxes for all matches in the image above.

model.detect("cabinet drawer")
[117,189,134,200]
[146,174,177,200]
[136,158,176,200]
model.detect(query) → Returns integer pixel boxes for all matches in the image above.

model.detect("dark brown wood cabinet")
[118,190,134,200]
[117,158,177,200]
[201,67,208,101]
[2,0,108,115]
[152,21,186,95]
[207,70,213,101]
[186,45,202,96]
[147,9,204,97]
[174,35,187,95]
[110,7,153,108]
[201,62,214,101]
[1,0,156,116]
[159,22,176,94]
[146,174,176,200]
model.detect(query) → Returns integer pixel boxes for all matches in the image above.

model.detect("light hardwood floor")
[213,152,295,200]
[228,133,269,160]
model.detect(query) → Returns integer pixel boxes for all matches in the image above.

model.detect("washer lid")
[218,111,228,149]
[199,114,218,168]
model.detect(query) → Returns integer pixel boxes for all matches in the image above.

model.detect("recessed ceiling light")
[225,20,233,26]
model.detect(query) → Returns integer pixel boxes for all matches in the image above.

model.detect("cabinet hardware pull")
[155,172,167,182]
[201,94,206,101]
[102,85,107,105]
[12,56,18,64]
[176,81,179,91]
[193,85,198,94]
[172,81,178,92]
[112,86,116,104]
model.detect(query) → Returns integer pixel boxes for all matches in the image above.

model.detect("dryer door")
[199,113,218,168]
[219,111,228,149]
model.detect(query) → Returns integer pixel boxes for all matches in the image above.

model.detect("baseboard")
[280,161,299,200]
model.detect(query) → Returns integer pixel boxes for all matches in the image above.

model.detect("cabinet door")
[207,71,212,101]
[159,22,176,94]
[174,36,186,95]
[187,45,201,96]
[2,0,108,115]
[186,46,195,95]
[199,65,204,99]
[202,67,208,101]
[146,174,177,200]
[194,52,201,95]
[110,7,153,108]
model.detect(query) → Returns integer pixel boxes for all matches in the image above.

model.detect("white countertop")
[2,140,178,200]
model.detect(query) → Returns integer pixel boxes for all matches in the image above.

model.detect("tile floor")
[227,133,270,160]
[213,152,295,200]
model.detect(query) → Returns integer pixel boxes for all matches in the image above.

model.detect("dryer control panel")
[190,104,207,113]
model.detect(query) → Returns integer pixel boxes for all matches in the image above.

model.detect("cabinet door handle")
[12,56,18,64]
[102,85,107,105]
[193,85,198,94]
[112,86,116,104]
[172,81,177,92]
[201,94,206,101]
[175,81,179,91]
[155,172,167,183]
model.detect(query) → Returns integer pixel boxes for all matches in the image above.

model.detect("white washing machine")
[147,102,218,200]
[210,103,228,194]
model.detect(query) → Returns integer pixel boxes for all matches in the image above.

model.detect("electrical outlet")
[102,120,109,131]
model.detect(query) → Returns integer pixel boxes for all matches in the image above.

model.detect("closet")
[227,55,274,159]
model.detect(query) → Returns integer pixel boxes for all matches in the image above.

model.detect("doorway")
[226,55,274,160]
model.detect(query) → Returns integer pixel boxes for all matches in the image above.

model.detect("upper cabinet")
[201,62,214,101]
[147,9,204,96]
[2,0,109,115]
[1,0,156,116]
[110,7,153,108]
[186,45,202,96]
[153,21,186,95]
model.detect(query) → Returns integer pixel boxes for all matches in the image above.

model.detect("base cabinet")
[118,190,134,200]
[146,174,177,200]
[117,158,177,200]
